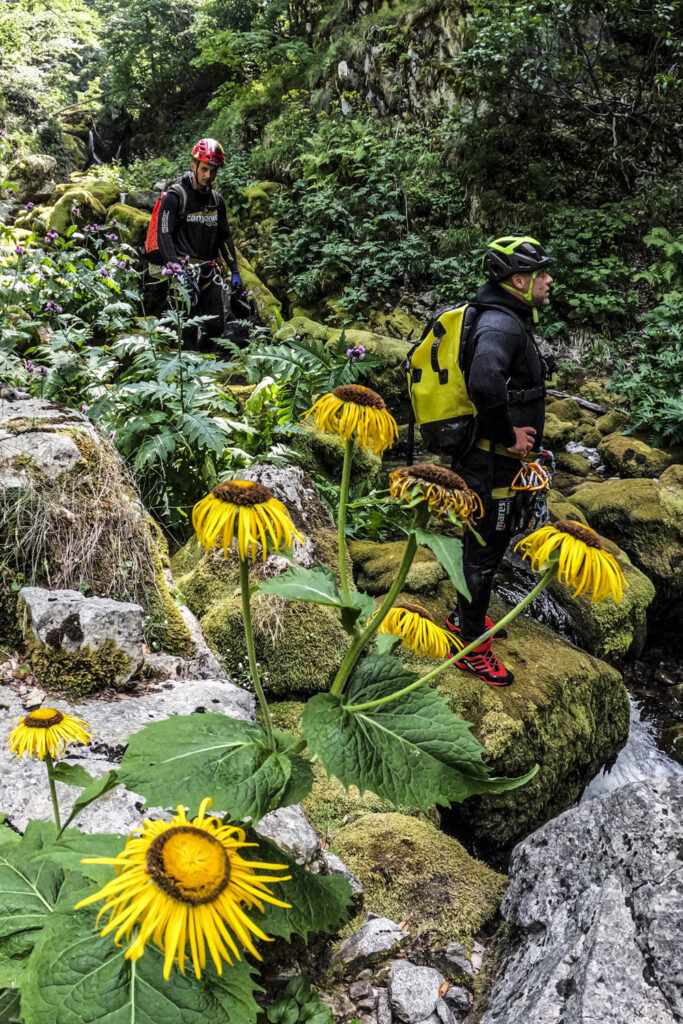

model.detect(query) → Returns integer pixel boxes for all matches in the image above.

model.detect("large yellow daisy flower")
[8,707,91,761]
[515,519,628,603]
[378,602,453,659]
[75,798,291,980]
[389,464,483,522]
[193,480,304,563]
[304,384,398,455]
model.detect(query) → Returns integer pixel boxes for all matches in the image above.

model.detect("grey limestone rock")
[0,428,83,480]
[442,986,471,1016]
[375,988,392,1024]
[322,850,363,896]
[482,777,683,1024]
[443,941,474,977]
[255,804,321,865]
[333,917,408,972]
[389,960,445,1024]
[0,679,254,833]
[20,586,145,684]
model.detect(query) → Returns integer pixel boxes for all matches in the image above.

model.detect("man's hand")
[231,271,242,288]
[506,426,536,456]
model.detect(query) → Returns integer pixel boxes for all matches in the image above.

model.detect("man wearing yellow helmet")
[445,235,554,686]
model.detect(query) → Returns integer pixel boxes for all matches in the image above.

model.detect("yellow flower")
[8,707,91,761]
[515,519,628,603]
[389,464,483,523]
[75,798,291,980]
[193,480,304,563]
[378,602,452,659]
[304,384,398,455]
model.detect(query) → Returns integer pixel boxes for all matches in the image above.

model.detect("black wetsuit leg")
[182,278,225,353]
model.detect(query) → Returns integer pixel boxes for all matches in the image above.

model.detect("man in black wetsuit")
[158,137,241,350]
[445,236,554,686]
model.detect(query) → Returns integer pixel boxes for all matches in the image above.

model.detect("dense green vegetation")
[1,0,682,537]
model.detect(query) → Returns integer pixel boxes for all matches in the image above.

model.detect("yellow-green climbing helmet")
[482,236,551,282]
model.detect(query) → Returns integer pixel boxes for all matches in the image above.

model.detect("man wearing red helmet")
[157,138,241,350]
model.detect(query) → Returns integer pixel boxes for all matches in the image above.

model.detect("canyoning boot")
[446,637,514,687]
[445,612,508,641]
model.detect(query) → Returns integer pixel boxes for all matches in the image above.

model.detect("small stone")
[22,686,46,709]
[376,989,392,1024]
[470,940,485,975]
[389,960,445,1024]
[443,986,471,1014]
[443,942,474,976]
[436,1002,458,1024]
[335,993,357,1018]
[349,979,375,1010]
[323,850,363,895]
[333,917,408,972]
[256,804,321,865]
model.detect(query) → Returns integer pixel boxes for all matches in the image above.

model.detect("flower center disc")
[555,519,603,549]
[404,464,468,490]
[212,480,273,507]
[24,708,63,729]
[396,601,435,622]
[332,384,386,409]
[147,826,231,904]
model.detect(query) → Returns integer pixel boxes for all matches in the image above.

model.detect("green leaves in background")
[413,529,470,600]
[266,974,334,1024]
[21,878,262,1024]
[257,565,376,634]
[247,834,352,943]
[302,654,538,810]
[119,714,314,820]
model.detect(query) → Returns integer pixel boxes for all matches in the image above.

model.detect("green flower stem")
[239,557,276,750]
[338,437,354,605]
[345,564,559,713]
[44,754,62,833]
[330,503,430,696]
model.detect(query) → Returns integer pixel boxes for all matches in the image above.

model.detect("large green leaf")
[119,715,313,820]
[245,834,352,942]
[21,879,262,1024]
[301,654,538,810]
[0,987,21,1023]
[257,565,376,634]
[0,827,63,989]
[413,528,470,600]
[35,829,124,887]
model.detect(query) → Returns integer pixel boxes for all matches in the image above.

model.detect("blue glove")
[231,271,242,289]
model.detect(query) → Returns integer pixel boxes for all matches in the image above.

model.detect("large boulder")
[597,432,673,479]
[0,395,193,660]
[571,465,683,615]
[332,813,506,957]
[19,587,144,695]
[542,412,576,449]
[47,189,108,234]
[106,202,151,246]
[349,539,447,596]
[481,778,683,1024]
[172,465,353,698]
[290,421,383,487]
[7,154,57,203]
[52,180,121,208]
[398,583,630,852]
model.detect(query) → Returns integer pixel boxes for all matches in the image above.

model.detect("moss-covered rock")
[349,539,446,596]
[368,305,424,341]
[331,813,506,951]
[595,409,628,435]
[290,421,382,486]
[47,190,107,234]
[237,248,282,320]
[555,451,591,476]
[172,465,353,698]
[582,427,603,448]
[62,133,87,172]
[241,182,280,220]
[106,203,151,247]
[394,584,629,852]
[23,630,132,698]
[53,180,121,208]
[571,465,683,603]
[545,397,582,422]
[597,432,672,479]
[546,489,588,524]
[285,314,412,421]
[542,412,576,449]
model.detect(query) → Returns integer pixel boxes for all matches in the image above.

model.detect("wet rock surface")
[481,777,683,1024]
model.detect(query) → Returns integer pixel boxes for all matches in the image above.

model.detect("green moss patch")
[349,539,446,595]
[290,421,382,487]
[23,631,132,698]
[332,813,506,950]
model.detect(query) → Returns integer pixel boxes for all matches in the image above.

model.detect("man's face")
[191,160,218,189]
[510,269,553,307]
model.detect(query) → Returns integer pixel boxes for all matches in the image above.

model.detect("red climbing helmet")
[190,138,225,168]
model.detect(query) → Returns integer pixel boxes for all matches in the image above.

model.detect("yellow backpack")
[406,302,482,459]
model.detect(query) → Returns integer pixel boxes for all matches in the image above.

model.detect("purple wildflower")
[24,360,37,373]
[98,268,110,278]
[295,333,301,340]
[44,300,63,313]
[72,206,81,217]
[81,403,90,414]
[161,261,183,278]
[25,202,35,211]
[117,261,127,270]
[38,366,49,377]
[346,344,366,363]
[14,245,26,255]
[107,233,118,241]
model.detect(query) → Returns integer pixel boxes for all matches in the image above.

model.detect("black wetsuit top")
[157,172,238,272]
[466,282,547,449]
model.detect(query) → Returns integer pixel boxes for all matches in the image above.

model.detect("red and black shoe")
[446,637,514,687]
[445,612,508,641]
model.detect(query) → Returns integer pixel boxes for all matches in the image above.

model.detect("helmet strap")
[500,270,538,304]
